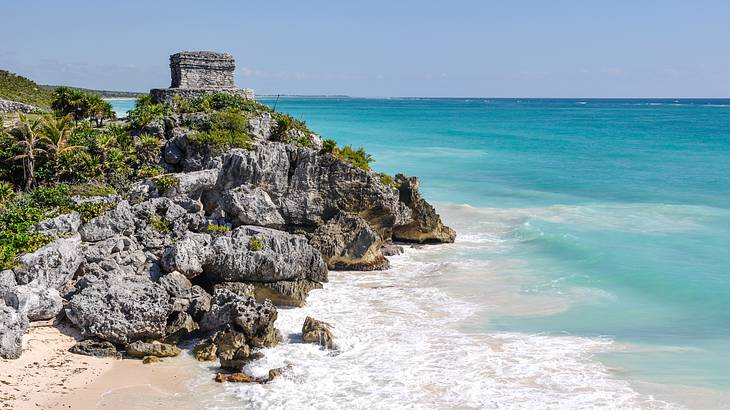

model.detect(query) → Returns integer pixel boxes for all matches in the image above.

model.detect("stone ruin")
[150,51,255,104]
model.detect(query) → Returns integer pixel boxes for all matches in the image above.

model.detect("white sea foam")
[184,246,678,409]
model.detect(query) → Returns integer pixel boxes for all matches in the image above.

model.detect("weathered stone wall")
[170,51,235,89]
[0,99,38,114]
[150,87,255,105]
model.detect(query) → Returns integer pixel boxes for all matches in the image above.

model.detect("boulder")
[0,269,16,292]
[392,175,456,243]
[218,186,285,228]
[310,212,389,270]
[192,335,218,361]
[301,316,335,348]
[66,275,171,344]
[165,311,198,342]
[244,279,322,307]
[13,235,83,290]
[216,145,412,233]
[160,233,211,278]
[171,168,218,197]
[204,226,327,284]
[213,282,255,299]
[200,289,280,348]
[4,284,63,321]
[0,301,26,359]
[143,355,162,364]
[215,372,261,383]
[216,328,263,370]
[126,340,181,358]
[69,340,120,358]
[78,201,135,242]
[32,212,81,236]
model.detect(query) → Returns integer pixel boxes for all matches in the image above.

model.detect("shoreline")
[0,323,193,410]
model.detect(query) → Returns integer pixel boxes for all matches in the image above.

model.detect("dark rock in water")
[143,355,162,364]
[302,316,335,349]
[215,371,260,383]
[69,339,120,358]
[192,335,218,361]
[4,284,63,321]
[381,242,404,256]
[200,289,281,348]
[216,329,264,370]
[204,226,327,284]
[126,340,181,358]
[244,279,322,307]
[13,235,83,290]
[214,365,292,384]
[310,212,389,271]
[66,275,171,344]
[0,300,26,359]
[392,175,456,243]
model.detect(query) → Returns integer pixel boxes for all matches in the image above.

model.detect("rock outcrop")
[392,175,456,243]
[302,316,335,348]
[13,235,83,289]
[0,300,26,359]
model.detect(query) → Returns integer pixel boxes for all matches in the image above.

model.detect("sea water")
[107,98,730,409]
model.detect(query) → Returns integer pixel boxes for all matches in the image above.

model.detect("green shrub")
[127,96,167,128]
[73,201,115,223]
[0,182,16,205]
[206,224,230,235]
[135,134,162,165]
[338,145,374,171]
[187,93,272,113]
[67,183,116,198]
[137,164,164,178]
[248,236,264,251]
[149,214,171,233]
[188,110,254,154]
[322,139,337,154]
[379,173,400,189]
[154,175,178,193]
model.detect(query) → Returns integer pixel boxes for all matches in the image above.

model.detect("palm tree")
[40,115,83,176]
[9,114,46,190]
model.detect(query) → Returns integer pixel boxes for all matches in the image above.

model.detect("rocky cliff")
[0,92,454,377]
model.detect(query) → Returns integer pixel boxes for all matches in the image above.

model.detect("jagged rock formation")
[150,51,255,104]
[0,53,454,368]
[0,99,38,114]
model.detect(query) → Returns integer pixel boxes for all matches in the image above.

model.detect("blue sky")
[1,0,729,97]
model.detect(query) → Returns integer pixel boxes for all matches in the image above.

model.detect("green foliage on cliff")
[206,223,230,235]
[0,184,117,268]
[154,175,178,193]
[149,214,171,233]
[188,110,254,154]
[0,70,54,109]
[248,236,264,251]
[379,173,400,189]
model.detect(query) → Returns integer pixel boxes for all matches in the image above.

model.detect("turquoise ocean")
[108,98,730,409]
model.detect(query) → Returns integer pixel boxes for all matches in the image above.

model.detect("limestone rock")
[66,275,171,344]
[213,282,255,299]
[4,284,63,321]
[215,372,260,383]
[302,316,335,349]
[165,311,198,342]
[13,235,83,290]
[204,226,327,284]
[143,355,162,364]
[200,289,280,347]
[310,212,388,270]
[32,212,81,236]
[192,335,218,361]
[160,233,211,278]
[392,175,456,243]
[126,340,181,358]
[218,186,285,228]
[216,329,263,370]
[69,340,120,358]
[78,201,135,242]
[0,300,26,359]
[244,279,322,307]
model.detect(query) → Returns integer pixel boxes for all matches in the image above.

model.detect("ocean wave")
[187,248,677,410]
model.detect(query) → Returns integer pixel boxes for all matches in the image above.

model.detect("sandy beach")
[0,322,194,410]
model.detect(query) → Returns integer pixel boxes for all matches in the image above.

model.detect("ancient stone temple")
[150,51,255,104]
